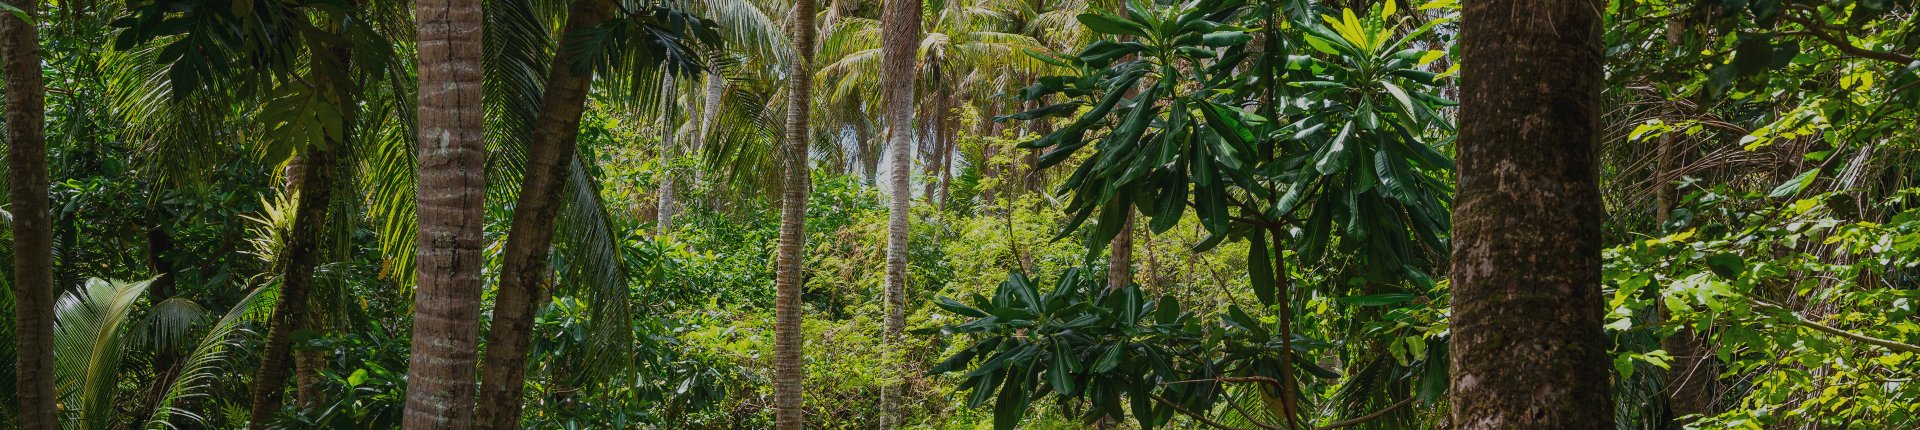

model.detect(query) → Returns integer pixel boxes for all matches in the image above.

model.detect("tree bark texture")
[878,0,921,425]
[475,1,609,428]
[405,0,488,427]
[3,1,55,427]
[775,0,817,427]
[657,74,681,232]
[247,151,336,428]
[1449,0,1614,429]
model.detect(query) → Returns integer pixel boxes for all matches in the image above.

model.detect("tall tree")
[878,0,922,426]
[247,42,353,429]
[2,0,55,428]
[657,74,682,232]
[1449,0,1613,429]
[476,1,611,428]
[405,0,488,427]
[775,0,818,426]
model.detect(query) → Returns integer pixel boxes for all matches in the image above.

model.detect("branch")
[1782,16,1918,65]
[1752,299,1920,354]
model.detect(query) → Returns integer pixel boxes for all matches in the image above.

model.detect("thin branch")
[1781,16,1917,65]
[1752,299,1920,354]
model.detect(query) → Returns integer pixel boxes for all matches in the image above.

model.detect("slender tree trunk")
[249,150,337,428]
[697,69,724,184]
[938,90,954,208]
[1105,213,1132,289]
[2,1,55,427]
[405,0,488,427]
[474,2,609,428]
[878,0,921,425]
[1449,0,1613,429]
[775,0,817,427]
[657,74,681,232]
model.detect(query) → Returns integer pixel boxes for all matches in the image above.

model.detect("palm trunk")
[775,0,817,426]
[3,1,55,428]
[697,69,724,184]
[475,1,609,428]
[1449,0,1613,429]
[657,74,681,233]
[878,0,921,426]
[404,0,488,427]
[249,147,338,428]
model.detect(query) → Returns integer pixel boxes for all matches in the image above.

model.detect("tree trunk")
[1449,0,1613,429]
[3,1,55,427]
[249,150,337,428]
[657,74,681,233]
[775,0,817,427]
[1105,212,1132,290]
[475,1,609,428]
[878,0,921,426]
[405,0,488,427]
[697,68,724,184]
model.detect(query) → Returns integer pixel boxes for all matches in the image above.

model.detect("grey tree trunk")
[878,0,921,426]
[1449,0,1614,429]
[2,1,55,427]
[657,74,681,232]
[775,0,817,427]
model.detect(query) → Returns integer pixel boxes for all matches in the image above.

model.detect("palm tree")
[775,0,818,427]
[1,1,56,427]
[876,0,922,425]
[404,0,488,427]
[1449,0,1613,428]
[476,0,612,428]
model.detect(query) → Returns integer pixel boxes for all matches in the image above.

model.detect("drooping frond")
[143,285,279,430]
[52,278,157,430]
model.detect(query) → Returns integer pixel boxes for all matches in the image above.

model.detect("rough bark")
[775,0,817,427]
[404,0,488,427]
[657,74,681,232]
[878,0,921,425]
[3,1,55,427]
[1105,213,1132,290]
[474,2,609,428]
[1449,0,1614,429]
[249,150,338,428]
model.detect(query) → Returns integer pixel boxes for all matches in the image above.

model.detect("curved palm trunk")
[1449,0,1613,429]
[775,0,817,427]
[474,1,610,428]
[2,1,55,428]
[404,0,488,427]
[877,0,921,426]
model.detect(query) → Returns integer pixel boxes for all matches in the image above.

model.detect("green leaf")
[1768,168,1817,199]
[1337,293,1415,306]
[1201,31,1253,47]
[994,370,1031,430]
[1248,234,1277,306]
[348,368,369,387]
[1079,13,1149,37]
[1705,253,1746,279]
[935,296,990,318]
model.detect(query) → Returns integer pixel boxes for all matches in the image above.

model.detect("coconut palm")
[2,0,55,427]
[775,0,819,427]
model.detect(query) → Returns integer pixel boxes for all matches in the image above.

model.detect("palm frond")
[143,285,280,430]
[53,278,157,430]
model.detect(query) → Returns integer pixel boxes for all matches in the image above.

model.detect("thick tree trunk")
[775,0,817,427]
[474,1,609,428]
[657,74,681,233]
[249,148,338,428]
[878,0,921,426]
[2,1,55,428]
[405,0,488,427]
[1449,0,1613,429]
